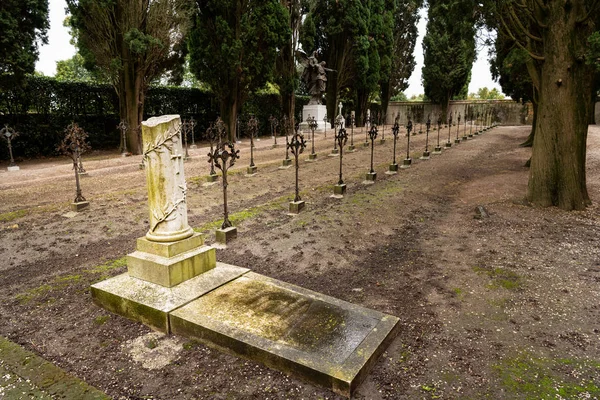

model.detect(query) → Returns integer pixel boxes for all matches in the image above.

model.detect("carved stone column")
[142,115,194,242]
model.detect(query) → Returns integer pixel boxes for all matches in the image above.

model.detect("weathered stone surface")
[170,272,399,397]
[247,166,258,175]
[70,201,90,212]
[136,233,204,258]
[7,166,19,172]
[289,200,305,214]
[207,174,218,183]
[142,115,194,243]
[333,184,346,196]
[388,163,399,172]
[91,263,249,333]
[401,158,412,169]
[215,226,237,244]
[365,172,377,182]
[308,153,318,161]
[127,244,216,288]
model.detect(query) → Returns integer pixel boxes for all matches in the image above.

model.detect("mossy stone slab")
[170,272,399,397]
[91,262,249,333]
[136,233,204,258]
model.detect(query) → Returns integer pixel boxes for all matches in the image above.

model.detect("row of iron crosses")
[203,108,495,222]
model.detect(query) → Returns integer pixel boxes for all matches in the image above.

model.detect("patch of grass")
[452,287,464,299]
[494,353,600,399]
[94,315,110,325]
[86,257,127,275]
[0,209,29,222]
[15,284,54,303]
[473,266,522,291]
[145,338,158,349]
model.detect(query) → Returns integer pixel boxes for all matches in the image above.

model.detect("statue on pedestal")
[297,50,334,105]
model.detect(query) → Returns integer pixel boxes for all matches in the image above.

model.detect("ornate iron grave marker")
[182,118,192,160]
[433,115,443,154]
[348,113,356,152]
[388,119,400,173]
[307,114,318,161]
[330,115,342,155]
[333,121,348,196]
[58,123,91,211]
[455,112,462,144]
[247,115,258,175]
[280,116,293,168]
[363,115,371,147]
[206,122,219,183]
[323,114,328,139]
[1,125,19,171]
[445,114,453,148]
[420,116,432,160]
[189,117,197,148]
[288,123,307,214]
[117,120,129,157]
[402,117,413,168]
[209,129,240,244]
[269,115,279,148]
[365,123,378,182]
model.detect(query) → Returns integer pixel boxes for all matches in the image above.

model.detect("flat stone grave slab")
[170,272,399,397]
[91,262,249,333]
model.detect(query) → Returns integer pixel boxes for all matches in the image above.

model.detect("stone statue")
[297,50,334,105]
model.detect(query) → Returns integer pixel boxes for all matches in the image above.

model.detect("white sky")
[36,0,503,96]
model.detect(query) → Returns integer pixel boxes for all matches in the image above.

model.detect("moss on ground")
[494,353,600,399]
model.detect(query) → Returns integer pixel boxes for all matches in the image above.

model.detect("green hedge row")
[0,75,309,160]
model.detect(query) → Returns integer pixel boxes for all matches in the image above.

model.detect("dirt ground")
[0,124,599,399]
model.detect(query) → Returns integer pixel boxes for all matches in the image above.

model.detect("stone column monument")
[126,115,216,288]
[142,115,194,242]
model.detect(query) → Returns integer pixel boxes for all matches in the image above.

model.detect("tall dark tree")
[189,0,290,139]
[276,0,305,125]
[493,0,598,210]
[67,0,192,153]
[422,0,476,119]
[490,30,537,147]
[300,0,369,124]
[0,0,49,79]
[380,0,423,122]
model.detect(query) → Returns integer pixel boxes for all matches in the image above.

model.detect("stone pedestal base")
[454,139,461,144]
[247,166,257,175]
[139,163,145,170]
[365,172,377,182]
[468,134,474,138]
[127,233,216,288]
[445,142,452,148]
[302,104,328,131]
[207,174,218,183]
[333,184,347,196]
[379,139,386,145]
[216,226,237,244]
[289,200,305,214]
[363,142,370,147]
[78,172,89,177]
[348,144,356,152]
[433,146,442,154]
[420,152,430,160]
[71,201,90,212]
[330,148,339,155]
[462,136,468,141]
[272,144,279,149]
[190,144,197,149]
[389,163,399,172]
[281,158,292,167]
[401,158,412,169]
[7,165,19,172]
[308,153,318,161]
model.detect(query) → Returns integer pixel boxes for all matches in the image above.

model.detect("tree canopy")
[189,0,290,139]
[0,0,49,79]
[422,0,477,119]
[67,0,193,153]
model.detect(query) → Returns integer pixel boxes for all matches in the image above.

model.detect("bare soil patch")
[0,125,599,399]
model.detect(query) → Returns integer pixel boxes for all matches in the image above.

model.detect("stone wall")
[386,100,532,126]
[595,102,600,124]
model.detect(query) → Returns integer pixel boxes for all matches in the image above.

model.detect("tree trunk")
[220,90,238,142]
[526,2,593,210]
[356,88,369,127]
[520,99,537,147]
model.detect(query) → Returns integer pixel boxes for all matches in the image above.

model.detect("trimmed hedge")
[0,75,309,160]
